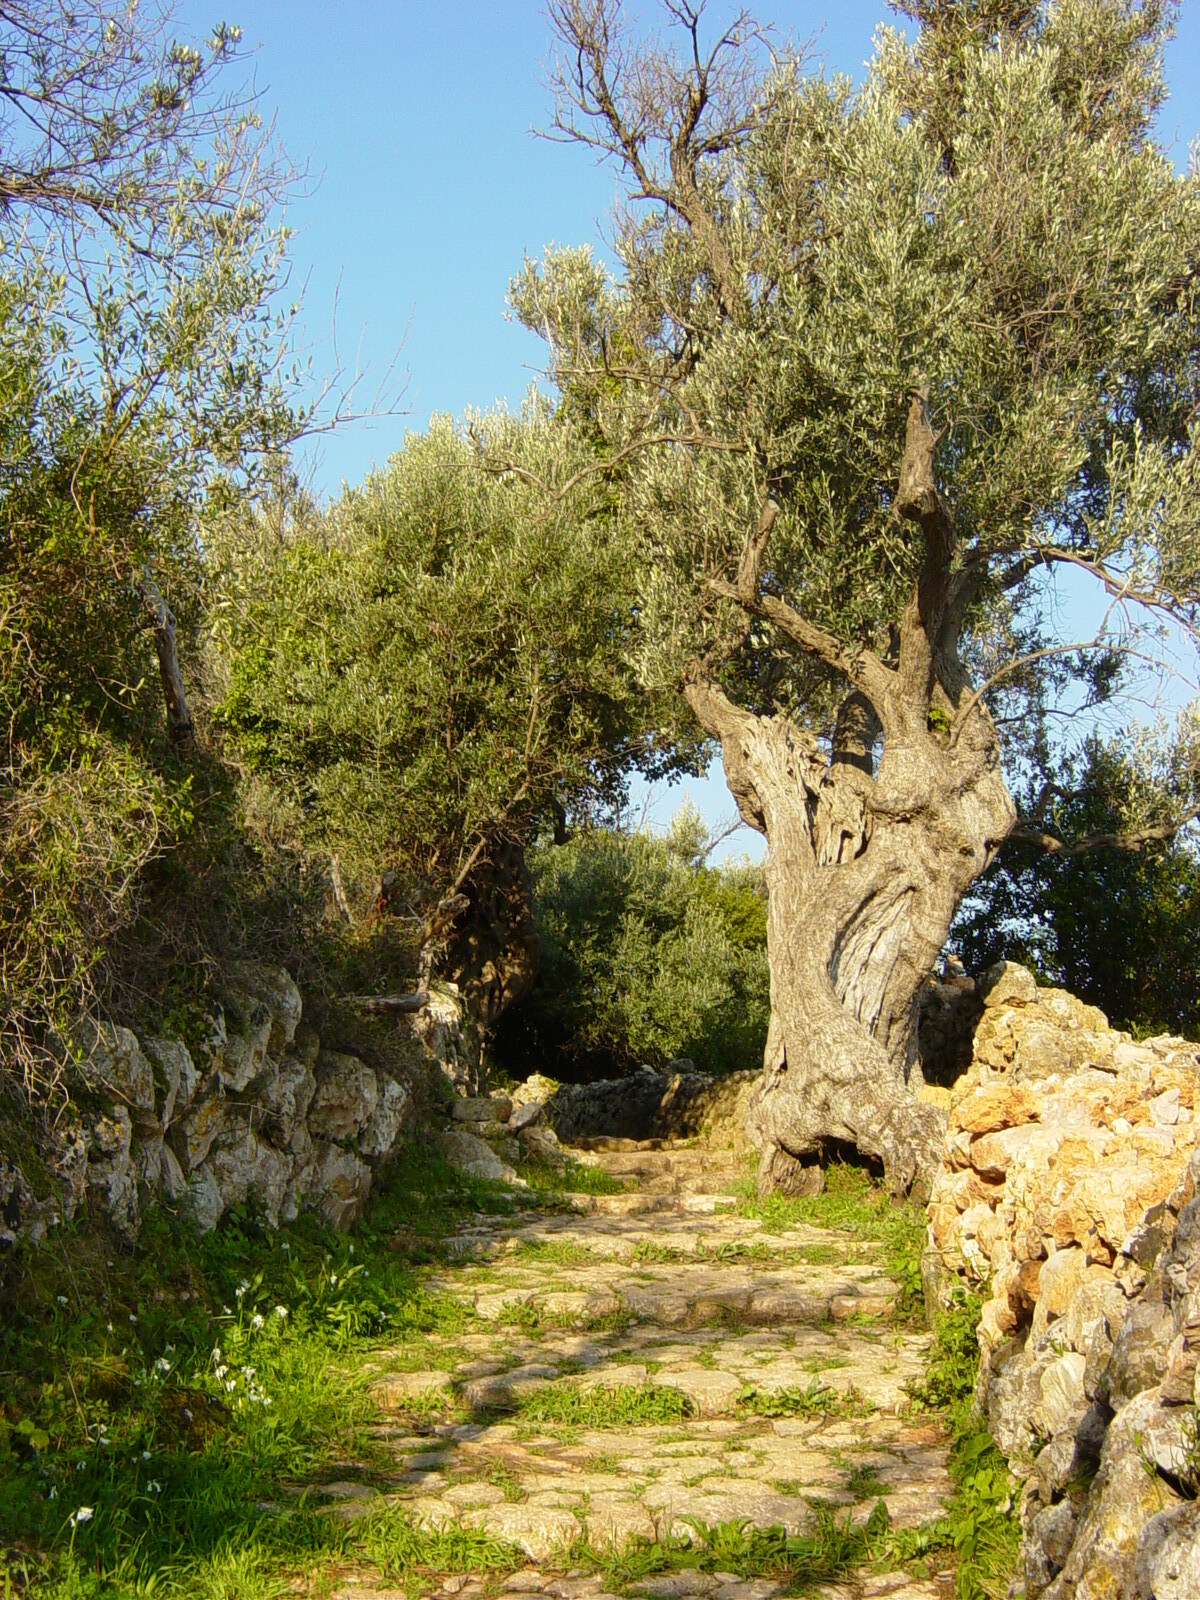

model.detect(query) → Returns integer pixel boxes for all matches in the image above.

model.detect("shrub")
[491,808,769,1079]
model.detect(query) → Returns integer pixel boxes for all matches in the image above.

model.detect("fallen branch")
[343,991,430,1014]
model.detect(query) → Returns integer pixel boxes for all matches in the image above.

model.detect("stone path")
[329,1139,956,1600]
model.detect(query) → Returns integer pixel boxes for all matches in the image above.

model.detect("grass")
[520,1157,629,1196]
[0,1140,553,1599]
[508,1237,596,1266]
[730,1159,926,1320]
[565,1499,892,1592]
[516,1381,695,1429]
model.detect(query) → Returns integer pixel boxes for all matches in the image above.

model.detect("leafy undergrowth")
[731,1159,926,1320]
[902,1290,1022,1600]
[0,1141,542,1599]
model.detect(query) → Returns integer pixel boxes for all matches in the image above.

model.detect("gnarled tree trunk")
[687,675,1013,1195]
[688,393,1018,1196]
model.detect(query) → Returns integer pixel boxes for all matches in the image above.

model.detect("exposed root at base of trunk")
[748,1073,946,1201]
[755,1144,826,1198]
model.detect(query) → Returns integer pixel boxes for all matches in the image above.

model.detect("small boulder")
[509,1099,544,1133]
[443,1128,524,1186]
[980,960,1039,1009]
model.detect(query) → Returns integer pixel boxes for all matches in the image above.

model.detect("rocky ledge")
[926,961,1200,1599]
[0,969,468,1245]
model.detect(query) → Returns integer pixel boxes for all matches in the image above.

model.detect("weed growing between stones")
[737,1380,871,1420]
[517,1381,696,1428]
[901,1289,1021,1600]
[567,1499,893,1591]
[360,1511,523,1582]
[520,1158,629,1195]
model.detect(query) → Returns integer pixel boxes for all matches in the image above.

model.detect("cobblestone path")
[331,1139,956,1600]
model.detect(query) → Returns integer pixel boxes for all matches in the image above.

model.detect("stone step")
[454,1272,897,1330]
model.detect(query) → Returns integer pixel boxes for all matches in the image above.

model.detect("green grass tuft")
[517,1381,695,1429]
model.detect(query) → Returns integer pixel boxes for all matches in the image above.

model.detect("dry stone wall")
[926,962,1200,1599]
[0,970,469,1246]
[535,1062,758,1150]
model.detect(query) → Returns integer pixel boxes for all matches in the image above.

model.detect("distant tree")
[211,416,693,1025]
[956,721,1200,1038]
[510,0,1200,1191]
[492,807,770,1080]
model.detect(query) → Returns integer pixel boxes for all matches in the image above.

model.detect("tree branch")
[706,576,893,706]
[1007,809,1200,859]
[895,386,954,706]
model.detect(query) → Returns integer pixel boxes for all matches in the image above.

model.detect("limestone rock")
[359,1073,410,1159]
[308,1053,378,1141]
[1132,1501,1200,1600]
[81,1024,157,1123]
[174,1081,228,1172]
[218,962,302,1057]
[452,1097,499,1123]
[511,1072,560,1108]
[443,1129,524,1187]
[979,960,1039,1008]
[1025,1500,1079,1595]
[543,1065,759,1146]
[207,1124,289,1225]
[509,1099,544,1133]
[185,1164,223,1233]
[1040,1429,1182,1600]
[309,1142,372,1228]
[259,1057,317,1150]
[215,1021,274,1095]
[144,1036,198,1125]
[927,974,1200,1600]
[86,1105,139,1237]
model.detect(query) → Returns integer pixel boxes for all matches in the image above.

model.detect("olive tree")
[212,412,690,1026]
[513,0,1200,1191]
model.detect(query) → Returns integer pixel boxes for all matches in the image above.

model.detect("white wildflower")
[68,1507,94,1527]
[250,1313,264,1330]
[274,1305,288,1320]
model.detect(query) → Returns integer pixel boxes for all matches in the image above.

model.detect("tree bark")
[137,570,195,750]
[441,837,541,1032]
[685,671,1014,1196]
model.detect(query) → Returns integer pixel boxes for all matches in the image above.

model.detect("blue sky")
[178,2,1200,857]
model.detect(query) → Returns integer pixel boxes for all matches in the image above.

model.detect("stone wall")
[0,970,469,1246]
[926,962,1200,1598]
[536,1062,759,1151]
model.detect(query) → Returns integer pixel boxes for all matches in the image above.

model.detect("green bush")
[956,729,1200,1039]
[492,807,769,1079]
